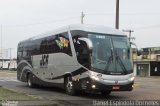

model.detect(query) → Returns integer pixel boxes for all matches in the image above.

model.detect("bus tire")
[27,73,34,88]
[101,90,111,96]
[64,76,76,96]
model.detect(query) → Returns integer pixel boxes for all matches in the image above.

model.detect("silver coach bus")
[17,24,135,95]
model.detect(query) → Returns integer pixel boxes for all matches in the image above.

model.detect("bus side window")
[17,44,23,58]
[73,36,90,68]
[59,33,72,56]
[39,32,72,56]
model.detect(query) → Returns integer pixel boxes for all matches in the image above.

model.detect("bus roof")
[20,24,126,43]
[69,24,125,35]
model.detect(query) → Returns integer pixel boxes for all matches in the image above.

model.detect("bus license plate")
[112,86,120,90]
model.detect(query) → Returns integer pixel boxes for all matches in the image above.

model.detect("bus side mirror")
[130,42,141,56]
[78,38,93,54]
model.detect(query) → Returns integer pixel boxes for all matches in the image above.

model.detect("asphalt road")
[0,71,160,106]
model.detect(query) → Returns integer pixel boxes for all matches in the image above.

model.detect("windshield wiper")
[115,53,128,75]
[103,48,128,75]
[104,50,114,74]
[96,59,107,64]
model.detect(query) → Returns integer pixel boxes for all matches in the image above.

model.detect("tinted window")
[18,32,72,58]
[55,32,72,56]
[30,40,41,55]
[39,32,72,56]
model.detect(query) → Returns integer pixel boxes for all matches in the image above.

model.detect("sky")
[0,0,160,58]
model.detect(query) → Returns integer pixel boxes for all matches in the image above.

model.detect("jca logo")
[56,37,69,49]
[40,54,49,68]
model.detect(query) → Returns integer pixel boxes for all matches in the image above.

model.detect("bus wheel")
[101,90,111,96]
[65,76,76,96]
[27,74,34,88]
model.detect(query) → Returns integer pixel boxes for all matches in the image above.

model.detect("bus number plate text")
[112,86,120,90]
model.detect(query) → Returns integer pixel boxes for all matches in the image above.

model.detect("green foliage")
[0,87,39,101]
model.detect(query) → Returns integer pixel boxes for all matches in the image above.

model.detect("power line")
[133,24,160,30]
[4,16,80,28]
[85,12,160,16]
[123,29,135,42]
[1,13,160,30]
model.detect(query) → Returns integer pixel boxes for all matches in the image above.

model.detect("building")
[0,49,17,70]
[0,57,17,70]
[133,47,160,77]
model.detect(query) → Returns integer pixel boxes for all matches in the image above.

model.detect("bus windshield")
[88,33,133,75]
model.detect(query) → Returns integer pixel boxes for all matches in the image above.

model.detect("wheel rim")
[28,78,32,87]
[66,78,73,93]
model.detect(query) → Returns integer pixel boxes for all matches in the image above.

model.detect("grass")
[0,87,40,101]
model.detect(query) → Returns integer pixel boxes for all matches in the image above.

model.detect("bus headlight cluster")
[128,76,135,82]
[92,85,96,89]
[90,75,99,81]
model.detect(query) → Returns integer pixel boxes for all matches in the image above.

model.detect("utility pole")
[0,24,3,70]
[123,29,135,42]
[8,48,13,62]
[115,0,119,29]
[8,48,13,70]
[81,11,85,24]
[0,25,2,70]
[0,25,2,57]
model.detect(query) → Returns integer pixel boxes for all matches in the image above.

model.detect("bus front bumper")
[73,77,134,91]
[89,80,134,91]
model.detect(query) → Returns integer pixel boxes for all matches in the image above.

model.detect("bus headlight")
[92,85,96,89]
[90,75,99,81]
[128,76,135,82]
